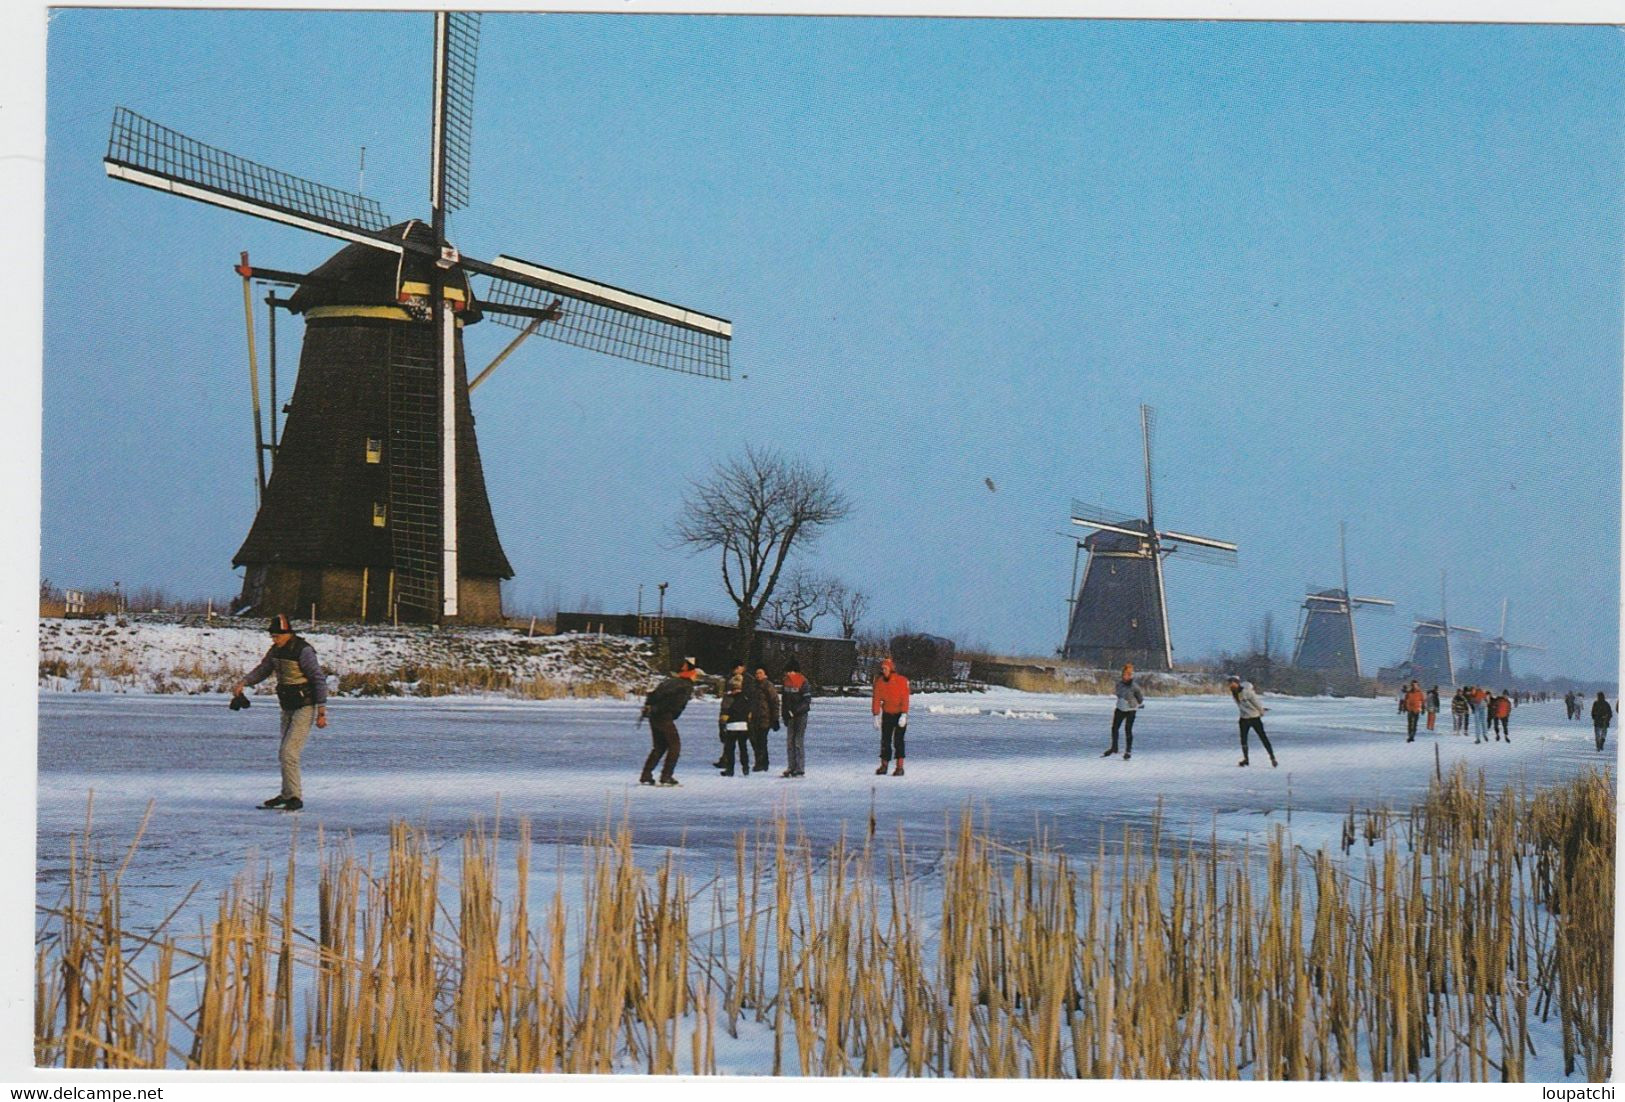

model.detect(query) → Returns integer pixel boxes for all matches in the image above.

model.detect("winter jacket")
[1232,681,1265,720]
[1451,693,1468,716]
[644,672,697,721]
[1592,698,1613,727]
[1114,679,1145,713]
[872,672,911,716]
[243,635,328,709]
[1469,688,1489,710]
[781,671,812,719]
[747,677,781,731]
[1492,695,1511,720]
[1426,689,1440,714]
[1402,688,1425,715]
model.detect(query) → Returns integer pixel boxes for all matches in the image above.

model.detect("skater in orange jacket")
[871,657,911,776]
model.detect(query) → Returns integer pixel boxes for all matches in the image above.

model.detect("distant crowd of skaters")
[1399,681,1615,750]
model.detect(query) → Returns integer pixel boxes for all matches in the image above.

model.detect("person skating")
[1564,690,1577,721]
[638,657,702,787]
[717,669,752,776]
[712,664,745,768]
[1451,688,1469,735]
[1228,675,1277,768]
[871,656,911,776]
[1468,685,1490,743]
[1402,680,1425,743]
[1491,690,1512,742]
[1103,664,1145,760]
[1591,691,1613,752]
[1426,685,1441,732]
[747,667,780,774]
[780,658,812,777]
[230,613,329,811]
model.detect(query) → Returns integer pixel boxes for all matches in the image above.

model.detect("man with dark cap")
[639,657,702,787]
[231,613,328,811]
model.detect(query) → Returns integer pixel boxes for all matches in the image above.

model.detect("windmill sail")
[105,108,396,251]
[483,261,732,378]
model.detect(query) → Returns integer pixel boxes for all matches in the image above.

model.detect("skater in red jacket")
[871,657,911,777]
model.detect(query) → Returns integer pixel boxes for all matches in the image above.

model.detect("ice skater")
[1402,680,1425,743]
[1468,685,1490,743]
[717,669,752,776]
[1591,692,1613,752]
[1103,664,1145,760]
[1228,675,1277,768]
[231,613,329,811]
[871,656,911,776]
[779,657,812,777]
[638,657,702,787]
[1451,687,1469,734]
[1426,685,1441,732]
[1491,690,1512,742]
[747,667,780,774]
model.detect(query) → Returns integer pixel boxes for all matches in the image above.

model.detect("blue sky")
[40,12,1624,678]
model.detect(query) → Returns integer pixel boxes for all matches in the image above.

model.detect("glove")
[873,714,882,730]
[228,692,251,711]
[898,713,908,729]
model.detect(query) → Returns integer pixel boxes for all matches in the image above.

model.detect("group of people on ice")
[1401,681,1515,744]
[1101,664,1279,768]
[635,654,913,786]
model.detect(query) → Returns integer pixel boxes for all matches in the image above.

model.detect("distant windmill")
[1061,405,1237,671]
[1469,599,1544,685]
[1291,521,1394,679]
[1403,572,1480,688]
[103,13,731,624]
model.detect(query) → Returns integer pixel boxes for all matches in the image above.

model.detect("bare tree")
[828,579,870,640]
[762,568,838,634]
[673,446,853,665]
[1248,612,1285,665]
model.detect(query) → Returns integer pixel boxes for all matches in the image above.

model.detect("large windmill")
[1468,599,1544,685]
[103,13,731,624]
[1061,405,1237,671]
[1290,521,1394,679]
[1397,572,1480,688]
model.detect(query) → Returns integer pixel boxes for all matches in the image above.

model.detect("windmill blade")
[1162,541,1238,568]
[105,107,398,253]
[1069,500,1139,530]
[1508,642,1546,652]
[1351,596,1396,607]
[1069,516,1150,542]
[433,12,480,214]
[1449,624,1483,636]
[479,259,731,379]
[1159,528,1237,554]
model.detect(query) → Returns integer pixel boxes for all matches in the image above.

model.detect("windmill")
[1290,521,1394,679]
[1060,405,1237,671]
[1399,572,1480,688]
[1469,599,1544,685]
[103,13,731,624]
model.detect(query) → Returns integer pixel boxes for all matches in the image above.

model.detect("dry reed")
[36,765,1613,1078]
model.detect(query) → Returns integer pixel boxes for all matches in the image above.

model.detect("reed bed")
[36,765,1613,1079]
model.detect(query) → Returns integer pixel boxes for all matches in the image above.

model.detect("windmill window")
[373,502,387,528]
[365,438,383,464]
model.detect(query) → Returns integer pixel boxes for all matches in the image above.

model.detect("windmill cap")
[268,613,294,634]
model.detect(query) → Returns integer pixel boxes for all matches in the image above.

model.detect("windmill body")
[1290,524,1393,679]
[233,223,512,622]
[103,14,731,624]
[1060,406,1236,672]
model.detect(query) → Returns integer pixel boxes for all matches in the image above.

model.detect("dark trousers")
[748,725,771,771]
[641,716,680,781]
[1405,712,1419,740]
[1109,709,1136,753]
[719,727,751,774]
[1596,724,1609,751]
[1493,716,1509,739]
[880,712,906,761]
[1239,716,1275,762]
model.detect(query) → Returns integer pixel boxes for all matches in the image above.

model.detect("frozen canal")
[37,688,1614,921]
